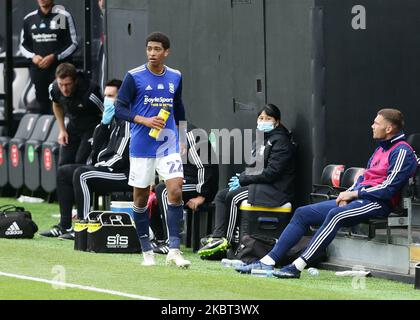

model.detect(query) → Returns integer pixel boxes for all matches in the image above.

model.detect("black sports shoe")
[39,225,71,238]
[151,239,169,254]
[58,231,75,240]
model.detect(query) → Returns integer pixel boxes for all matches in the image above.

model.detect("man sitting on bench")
[40,79,130,239]
[236,108,417,278]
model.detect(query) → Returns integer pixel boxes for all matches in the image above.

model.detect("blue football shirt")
[115,64,186,158]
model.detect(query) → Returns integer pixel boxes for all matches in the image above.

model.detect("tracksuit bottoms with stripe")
[267,199,389,265]
[212,186,249,244]
[57,164,130,229]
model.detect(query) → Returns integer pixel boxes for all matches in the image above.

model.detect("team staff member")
[49,62,103,166]
[20,0,78,114]
[198,104,296,258]
[236,108,417,278]
[40,79,130,239]
[115,31,190,268]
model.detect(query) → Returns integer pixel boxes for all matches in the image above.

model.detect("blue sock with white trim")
[132,205,152,252]
[167,202,184,249]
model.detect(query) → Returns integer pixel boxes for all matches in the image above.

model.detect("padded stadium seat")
[40,119,63,194]
[340,167,365,189]
[0,129,10,189]
[24,115,55,192]
[7,114,40,190]
[310,164,346,203]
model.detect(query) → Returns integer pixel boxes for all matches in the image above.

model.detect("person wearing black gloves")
[20,0,78,114]
[198,104,296,258]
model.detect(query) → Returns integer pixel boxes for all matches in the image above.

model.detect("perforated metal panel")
[106,1,148,79]
[231,0,265,130]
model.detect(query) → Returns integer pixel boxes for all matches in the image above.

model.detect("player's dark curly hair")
[145,32,170,50]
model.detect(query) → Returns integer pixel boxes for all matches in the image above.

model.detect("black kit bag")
[0,205,38,239]
[229,234,277,264]
[230,234,327,267]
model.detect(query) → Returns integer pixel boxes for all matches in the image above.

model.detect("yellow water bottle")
[149,108,171,139]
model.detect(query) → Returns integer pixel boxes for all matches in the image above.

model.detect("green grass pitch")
[0,197,420,300]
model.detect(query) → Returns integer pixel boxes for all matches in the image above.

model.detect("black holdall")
[0,205,39,239]
[229,234,277,264]
[229,234,327,267]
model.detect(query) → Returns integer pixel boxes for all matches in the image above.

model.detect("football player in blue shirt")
[115,32,190,268]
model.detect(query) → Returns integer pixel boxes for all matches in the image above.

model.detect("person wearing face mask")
[236,108,417,279]
[198,104,296,258]
[40,79,131,239]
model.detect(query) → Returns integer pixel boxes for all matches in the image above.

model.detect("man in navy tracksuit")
[20,0,78,114]
[236,108,417,278]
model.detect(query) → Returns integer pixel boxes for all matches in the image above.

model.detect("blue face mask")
[257,121,275,132]
[103,97,115,112]
[101,97,116,125]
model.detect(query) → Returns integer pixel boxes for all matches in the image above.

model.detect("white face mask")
[257,121,275,132]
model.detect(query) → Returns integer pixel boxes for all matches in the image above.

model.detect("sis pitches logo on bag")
[106,234,129,249]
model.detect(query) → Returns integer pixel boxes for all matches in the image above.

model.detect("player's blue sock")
[167,202,183,249]
[132,205,152,252]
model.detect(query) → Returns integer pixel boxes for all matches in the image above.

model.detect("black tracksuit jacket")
[238,125,296,207]
[88,118,130,175]
[20,5,78,62]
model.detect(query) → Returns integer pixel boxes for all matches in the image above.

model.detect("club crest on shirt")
[169,83,175,94]
[50,20,57,29]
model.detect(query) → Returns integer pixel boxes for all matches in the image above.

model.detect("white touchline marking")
[0,271,160,300]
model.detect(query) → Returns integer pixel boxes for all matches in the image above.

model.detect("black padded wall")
[265,0,315,205]
[315,0,420,168]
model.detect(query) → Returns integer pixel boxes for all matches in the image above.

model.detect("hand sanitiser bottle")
[149,108,171,139]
